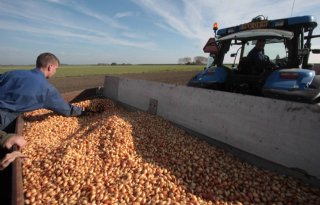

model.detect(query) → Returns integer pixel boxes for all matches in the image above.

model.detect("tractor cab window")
[206,55,215,69]
[224,40,242,69]
[243,39,288,67]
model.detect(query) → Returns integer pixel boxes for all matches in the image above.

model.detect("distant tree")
[178,57,192,64]
[194,56,208,65]
[111,62,117,66]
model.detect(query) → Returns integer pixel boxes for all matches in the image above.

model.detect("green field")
[0,64,204,77]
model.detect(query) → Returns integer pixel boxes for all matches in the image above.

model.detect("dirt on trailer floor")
[49,70,199,93]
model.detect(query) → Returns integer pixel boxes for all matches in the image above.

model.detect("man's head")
[255,39,266,51]
[36,52,60,79]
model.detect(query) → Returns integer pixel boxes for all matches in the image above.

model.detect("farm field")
[0,64,203,77]
[49,70,200,93]
[3,64,319,93]
[48,64,320,93]
[0,65,203,93]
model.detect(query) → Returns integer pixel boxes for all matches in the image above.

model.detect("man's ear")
[47,65,51,71]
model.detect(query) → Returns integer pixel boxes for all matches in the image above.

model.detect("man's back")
[0,68,50,113]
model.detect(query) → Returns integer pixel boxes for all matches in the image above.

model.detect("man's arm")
[44,87,83,116]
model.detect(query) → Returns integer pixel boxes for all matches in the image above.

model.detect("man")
[246,39,273,75]
[0,52,85,169]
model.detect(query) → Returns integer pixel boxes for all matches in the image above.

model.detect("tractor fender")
[198,66,228,83]
[263,69,315,90]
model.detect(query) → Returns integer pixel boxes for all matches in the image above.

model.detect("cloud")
[121,32,146,40]
[154,22,178,34]
[1,0,319,64]
[45,0,66,4]
[0,19,155,50]
[132,0,211,47]
[132,0,320,44]
[0,0,156,50]
[114,11,136,19]
[45,0,128,30]
[68,2,128,30]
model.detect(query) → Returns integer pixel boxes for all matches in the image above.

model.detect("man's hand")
[80,107,96,117]
[80,107,91,116]
[0,151,26,170]
[3,135,27,150]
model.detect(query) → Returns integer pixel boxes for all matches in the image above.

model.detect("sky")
[0,0,319,65]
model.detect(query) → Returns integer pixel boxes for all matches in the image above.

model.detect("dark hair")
[36,52,60,68]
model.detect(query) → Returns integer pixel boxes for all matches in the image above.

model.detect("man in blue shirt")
[0,52,84,169]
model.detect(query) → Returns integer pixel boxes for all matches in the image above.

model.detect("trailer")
[1,78,320,204]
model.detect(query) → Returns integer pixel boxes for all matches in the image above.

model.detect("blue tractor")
[187,15,320,103]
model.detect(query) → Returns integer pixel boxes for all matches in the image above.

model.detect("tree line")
[178,56,208,65]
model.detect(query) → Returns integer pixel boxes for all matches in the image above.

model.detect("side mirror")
[312,49,320,54]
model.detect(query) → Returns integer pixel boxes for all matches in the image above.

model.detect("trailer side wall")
[103,76,320,180]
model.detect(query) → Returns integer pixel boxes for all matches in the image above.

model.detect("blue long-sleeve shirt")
[0,68,82,129]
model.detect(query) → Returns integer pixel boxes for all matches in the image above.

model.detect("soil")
[49,70,199,93]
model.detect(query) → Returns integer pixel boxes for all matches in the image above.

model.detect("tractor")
[187,15,320,103]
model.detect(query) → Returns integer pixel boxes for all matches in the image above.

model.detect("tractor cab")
[188,15,320,103]
[205,15,319,70]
